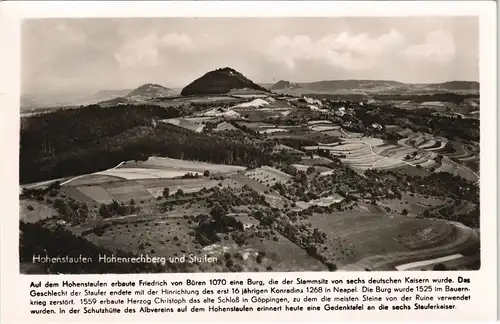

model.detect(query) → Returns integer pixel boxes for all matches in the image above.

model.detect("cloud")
[401,30,456,64]
[261,30,406,70]
[114,33,195,68]
[52,23,87,45]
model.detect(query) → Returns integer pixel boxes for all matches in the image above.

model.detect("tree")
[99,204,112,218]
[401,209,408,216]
[162,188,170,198]
[203,170,210,177]
[210,204,226,220]
[444,142,455,152]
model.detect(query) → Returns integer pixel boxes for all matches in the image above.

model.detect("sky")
[22,17,479,94]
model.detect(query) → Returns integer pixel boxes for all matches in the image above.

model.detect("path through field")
[60,161,125,186]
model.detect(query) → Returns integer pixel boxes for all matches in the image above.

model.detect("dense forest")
[181,67,269,96]
[20,104,281,184]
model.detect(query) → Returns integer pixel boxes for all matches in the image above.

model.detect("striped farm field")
[76,186,115,204]
[96,168,192,180]
[102,181,155,203]
[119,156,245,175]
[309,125,340,132]
[321,129,345,137]
[313,135,445,173]
[65,174,123,187]
[341,130,363,138]
[307,120,332,125]
[62,186,97,205]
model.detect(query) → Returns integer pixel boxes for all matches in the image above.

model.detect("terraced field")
[299,130,479,183]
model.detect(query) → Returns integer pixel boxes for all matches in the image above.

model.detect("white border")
[0,1,497,323]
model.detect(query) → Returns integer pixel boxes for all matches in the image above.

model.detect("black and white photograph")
[19,17,481,274]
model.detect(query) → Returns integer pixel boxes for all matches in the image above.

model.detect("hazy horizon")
[22,17,479,94]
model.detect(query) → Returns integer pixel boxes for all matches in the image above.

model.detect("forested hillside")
[20,104,283,184]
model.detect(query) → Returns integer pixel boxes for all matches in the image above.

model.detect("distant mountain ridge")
[125,83,176,99]
[268,79,479,95]
[299,79,405,92]
[270,80,302,91]
[181,67,269,96]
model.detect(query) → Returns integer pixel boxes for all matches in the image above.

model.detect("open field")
[292,164,310,172]
[97,168,195,180]
[160,118,205,133]
[245,166,292,187]
[376,193,449,216]
[20,200,57,223]
[350,224,479,271]
[213,122,238,132]
[84,217,206,272]
[65,177,234,204]
[118,156,246,174]
[65,174,123,187]
[82,213,326,272]
[301,212,479,270]
[297,194,344,208]
[77,186,116,204]
[309,125,340,132]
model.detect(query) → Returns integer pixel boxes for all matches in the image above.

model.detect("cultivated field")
[245,166,293,187]
[301,212,479,270]
[160,118,205,133]
[117,157,246,175]
[20,200,57,223]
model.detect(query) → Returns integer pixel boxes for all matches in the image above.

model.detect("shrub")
[326,262,337,271]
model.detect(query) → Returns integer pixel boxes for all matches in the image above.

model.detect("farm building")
[335,107,346,117]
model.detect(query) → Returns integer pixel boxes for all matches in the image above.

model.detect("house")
[335,107,346,117]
